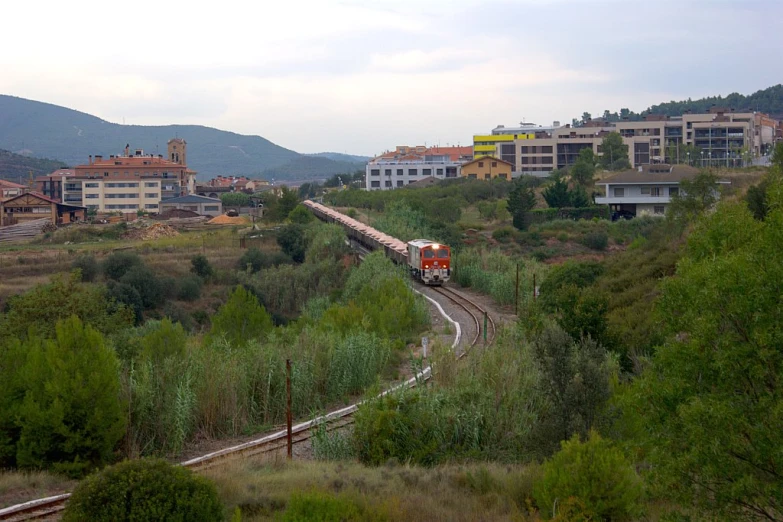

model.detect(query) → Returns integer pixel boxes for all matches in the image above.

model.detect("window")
[468,174,477,179]
[422,168,432,176]
[478,162,484,167]
[408,169,417,176]
[204,205,219,211]
[385,180,392,187]
[641,186,650,195]
[371,169,380,176]
[145,182,158,187]
[491,161,497,167]
[641,187,661,196]
[541,156,553,164]
[613,187,625,197]
[145,204,158,209]
[436,168,443,175]
[397,180,404,187]
[385,169,392,176]
[423,250,435,259]
[437,249,449,259]
[85,183,99,188]
[144,193,157,198]
[498,174,507,180]
[86,194,99,199]
[371,181,380,188]
[669,187,679,196]
[396,169,404,176]
[484,174,491,180]
[542,146,553,153]
[654,205,665,214]
[520,146,529,154]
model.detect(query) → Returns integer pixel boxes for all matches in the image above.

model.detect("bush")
[120,265,163,309]
[583,230,608,250]
[288,204,314,224]
[102,251,143,281]
[277,224,309,263]
[533,431,642,521]
[345,208,358,219]
[106,281,144,325]
[238,247,291,273]
[190,254,214,279]
[14,317,126,477]
[206,285,274,348]
[491,226,517,242]
[63,459,224,522]
[71,254,98,282]
[177,275,203,301]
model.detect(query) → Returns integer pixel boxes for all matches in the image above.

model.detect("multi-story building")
[365,146,472,191]
[477,109,772,177]
[35,168,74,202]
[63,140,196,213]
[0,179,27,200]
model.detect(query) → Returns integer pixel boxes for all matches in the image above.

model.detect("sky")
[1,0,781,156]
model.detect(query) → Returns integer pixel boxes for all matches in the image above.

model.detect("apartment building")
[477,108,774,177]
[64,140,196,213]
[365,146,472,191]
[35,168,74,201]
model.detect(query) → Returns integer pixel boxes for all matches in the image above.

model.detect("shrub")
[288,204,314,224]
[583,230,608,251]
[71,254,98,282]
[190,254,214,279]
[177,275,203,301]
[120,265,163,309]
[102,251,143,281]
[238,247,291,273]
[277,224,309,263]
[63,459,224,522]
[139,318,188,361]
[491,226,517,242]
[345,208,358,219]
[533,431,642,521]
[15,317,126,477]
[106,281,144,325]
[206,285,274,348]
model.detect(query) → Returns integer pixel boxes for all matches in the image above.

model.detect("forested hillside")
[576,84,783,124]
[0,149,67,183]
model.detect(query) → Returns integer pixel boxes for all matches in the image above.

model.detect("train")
[302,200,451,285]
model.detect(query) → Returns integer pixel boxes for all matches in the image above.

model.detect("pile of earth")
[122,222,180,241]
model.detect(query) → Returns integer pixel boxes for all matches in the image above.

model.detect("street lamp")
[700,150,704,167]
[687,152,690,166]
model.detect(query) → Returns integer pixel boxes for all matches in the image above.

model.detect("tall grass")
[453,248,548,306]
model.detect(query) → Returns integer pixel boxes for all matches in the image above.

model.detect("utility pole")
[286,359,293,460]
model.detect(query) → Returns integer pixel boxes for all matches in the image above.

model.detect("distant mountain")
[0,149,67,183]
[261,155,364,182]
[308,152,371,163]
[0,95,365,181]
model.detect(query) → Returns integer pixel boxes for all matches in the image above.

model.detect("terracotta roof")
[86,156,183,168]
[0,179,26,189]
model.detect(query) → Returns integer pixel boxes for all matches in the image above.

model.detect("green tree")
[667,170,720,225]
[599,132,631,171]
[0,273,134,340]
[507,178,537,230]
[220,192,250,208]
[570,148,597,186]
[542,178,572,208]
[206,285,274,348]
[277,223,309,263]
[770,141,783,169]
[71,254,98,282]
[102,251,143,281]
[628,183,783,519]
[532,326,612,453]
[120,265,163,309]
[534,431,642,521]
[15,317,125,476]
[139,318,188,362]
[63,459,223,522]
[277,186,300,219]
[288,203,314,224]
[568,184,591,208]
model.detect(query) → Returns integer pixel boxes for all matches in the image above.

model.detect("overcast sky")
[2,0,781,156]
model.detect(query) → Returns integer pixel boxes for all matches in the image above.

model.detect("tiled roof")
[0,179,26,189]
[597,165,705,184]
[161,194,222,204]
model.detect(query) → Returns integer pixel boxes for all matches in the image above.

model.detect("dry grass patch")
[204,459,542,521]
[0,470,76,509]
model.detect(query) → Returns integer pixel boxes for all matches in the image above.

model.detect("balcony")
[595,196,673,205]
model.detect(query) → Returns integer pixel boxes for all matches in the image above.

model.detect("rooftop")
[0,179,26,189]
[160,194,222,204]
[597,164,702,184]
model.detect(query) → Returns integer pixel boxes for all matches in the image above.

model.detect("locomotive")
[302,200,451,286]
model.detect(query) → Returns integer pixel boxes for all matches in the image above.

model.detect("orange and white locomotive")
[407,239,451,285]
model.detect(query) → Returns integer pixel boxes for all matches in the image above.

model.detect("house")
[0,192,86,226]
[595,164,730,217]
[459,156,514,180]
[159,194,223,217]
[0,179,27,200]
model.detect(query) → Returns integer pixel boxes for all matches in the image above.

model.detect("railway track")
[430,286,496,353]
[0,290,461,522]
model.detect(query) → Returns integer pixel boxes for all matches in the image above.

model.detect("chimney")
[95,155,102,162]
[125,144,130,157]
[89,155,93,165]
[553,121,560,127]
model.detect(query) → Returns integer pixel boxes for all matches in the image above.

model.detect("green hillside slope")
[0,149,67,183]
[0,96,364,181]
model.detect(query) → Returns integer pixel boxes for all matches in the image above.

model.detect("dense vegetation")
[0,148,68,183]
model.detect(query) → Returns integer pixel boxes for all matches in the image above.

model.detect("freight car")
[303,200,450,285]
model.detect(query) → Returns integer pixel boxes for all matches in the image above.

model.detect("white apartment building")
[365,146,472,191]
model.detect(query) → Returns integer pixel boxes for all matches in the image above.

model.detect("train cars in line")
[303,200,450,285]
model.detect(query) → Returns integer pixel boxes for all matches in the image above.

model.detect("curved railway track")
[430,286,496,352]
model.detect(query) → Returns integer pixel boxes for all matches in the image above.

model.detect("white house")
[595,164,729,217]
